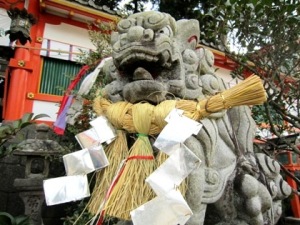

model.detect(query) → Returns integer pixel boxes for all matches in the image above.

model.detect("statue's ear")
[175,19,200,51]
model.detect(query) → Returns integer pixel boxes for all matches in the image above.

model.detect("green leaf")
[21,113,34,123]
[0,126,12,135]
[246,3,254,10]
[11,120,21,130]
[0,212,14,225]
[20,122,33,129]
[32,113,50,120]
[225,0,231,6]
[14,215,31,225]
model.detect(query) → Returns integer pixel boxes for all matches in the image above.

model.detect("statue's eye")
[157,26,173,37]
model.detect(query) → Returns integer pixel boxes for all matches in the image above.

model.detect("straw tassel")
[104,103,156,220]
[88,101,132,215]
[87,130,129,214]
[195,75,267,117]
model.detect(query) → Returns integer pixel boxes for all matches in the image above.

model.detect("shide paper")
[154,109,202,155]
[90,116,116,145]
[89,145,109,170]
[44,116,113,206]
[146,144,200,196]
[43,175,90,206]
[63,146,109,176]
[131,189,193,225]
[130,109,202,225]
[75,127,101,149]
[63,148,95,176]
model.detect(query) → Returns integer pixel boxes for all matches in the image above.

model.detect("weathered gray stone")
[75,11,292,225]
[0,154,21,164]
[0,123,66,225]
[14,178,44,191]
[6,192,24,216]
[0,192,8,212]
[0,163,25,192]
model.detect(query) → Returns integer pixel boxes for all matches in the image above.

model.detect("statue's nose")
[127,26,154,42]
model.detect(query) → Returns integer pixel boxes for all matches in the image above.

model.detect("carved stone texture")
[81,11,292,225]
[19,192,45,225]
[12,123,64,225]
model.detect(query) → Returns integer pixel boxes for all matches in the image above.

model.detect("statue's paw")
[235,174,272,225]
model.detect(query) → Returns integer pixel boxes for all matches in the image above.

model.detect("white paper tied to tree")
[67,58,111,125]
[131,109,202,225]
[90,116,117,145]
[43,175,90,206]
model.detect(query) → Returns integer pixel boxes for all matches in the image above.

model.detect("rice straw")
[87,130,129,214]
[104,103,156,220]
[92,75,266,135]
[88,101,131,214]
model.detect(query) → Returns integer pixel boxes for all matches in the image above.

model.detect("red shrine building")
[0,0,119,124]
[0,0,238,125]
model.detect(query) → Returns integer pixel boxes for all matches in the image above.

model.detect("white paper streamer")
[131,109,202,224]
[63,149,95,176]
[90,116,116,145]
[131,189,193,225]
[43,175,90,206]
[63,147,109,176]
[89,145,109,170]
[75,128,101,149]
[154,109,202,155]
[67,58,111,125]
[146,144,200,196]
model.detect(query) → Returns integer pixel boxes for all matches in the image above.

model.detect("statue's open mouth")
[113,40,173,76]
[112,44,175,104]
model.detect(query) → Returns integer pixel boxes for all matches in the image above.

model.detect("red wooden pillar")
[286,174,300,218]
[5,42,32,120]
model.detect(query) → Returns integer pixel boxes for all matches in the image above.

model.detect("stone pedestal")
[14,178,44,225]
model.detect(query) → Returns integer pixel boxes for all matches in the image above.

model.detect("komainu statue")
[73,11,292,225]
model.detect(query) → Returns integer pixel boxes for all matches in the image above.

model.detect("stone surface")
[0,163,25,192]
[0,123,67,224]
[76,11,292,225]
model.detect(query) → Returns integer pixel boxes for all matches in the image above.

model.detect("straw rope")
[93,75,266,136]
[89,74,266,220]
[103,103,156,220]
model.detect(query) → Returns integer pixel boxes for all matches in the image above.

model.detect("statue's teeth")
[136,53,145,60]
[145,55,154,61]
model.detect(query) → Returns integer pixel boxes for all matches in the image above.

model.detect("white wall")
[43,22,95,50]
[32,100,59,122]
[0,8,11,46]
